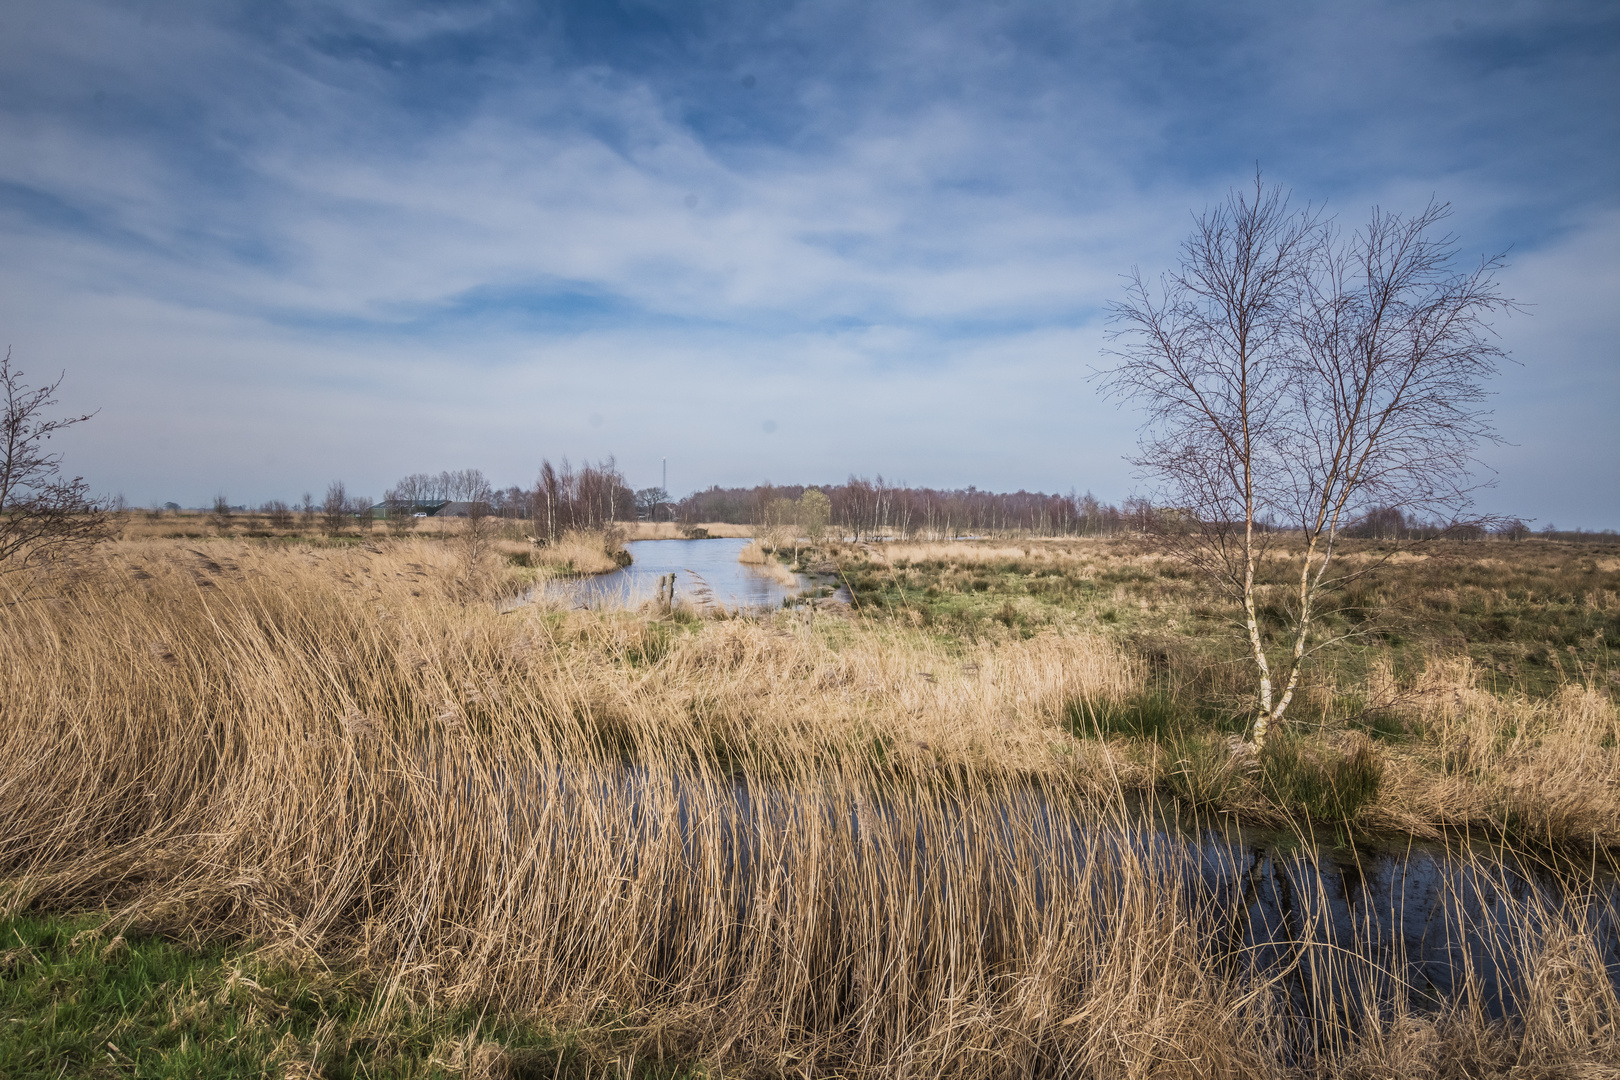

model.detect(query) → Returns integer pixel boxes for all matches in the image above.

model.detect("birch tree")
[1103,180,1513,752]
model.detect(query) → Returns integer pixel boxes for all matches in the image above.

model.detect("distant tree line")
[381,458,637,544]
[526,458,636,542]
[1335,506,1617,543]
[191,460,637,545]
[159,467,1618,549]
[387,469,495,508]
[672,477,1134,539]
[669,482,1605,544]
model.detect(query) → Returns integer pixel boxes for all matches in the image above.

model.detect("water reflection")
[481,763,1619,1030]
[1184,822,1620,1024]
[546,538,817,612]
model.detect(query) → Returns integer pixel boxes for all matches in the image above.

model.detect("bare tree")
[459,473,496,594]
[530,457,633,541]
[634,486,669,521]
[799,488,831,551]
[533,460,563,544]
[759,496,798,558]
[1103,180,1514,752]
[106,492,130,538]
[382,486,420,536]
[262,500,294,531]
[391,473,435,507]
[321,481,348,538]
[435,468,489,503]
[346,493,375,532]
[210,494,233,535]
[0,349,107,585]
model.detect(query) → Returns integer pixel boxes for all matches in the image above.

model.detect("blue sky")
[2,0,1616,525]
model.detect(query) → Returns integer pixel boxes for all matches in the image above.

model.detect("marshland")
[2,505,1617,1077]
[9,1,1620,1075]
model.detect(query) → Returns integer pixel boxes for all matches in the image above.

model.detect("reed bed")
[621,522,755,540]
[2,539,1617,1076]
[737,539,800,587]
[514,528,628,576]
[1372,657,1620,848]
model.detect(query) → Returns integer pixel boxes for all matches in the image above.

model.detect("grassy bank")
[2,536,1617,1076]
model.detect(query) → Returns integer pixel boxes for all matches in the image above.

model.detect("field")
[2,528,1617,1077]
[823,534,1620,847]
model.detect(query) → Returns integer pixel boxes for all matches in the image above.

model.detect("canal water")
[545,537,828,612]
[490,762,1620,1030]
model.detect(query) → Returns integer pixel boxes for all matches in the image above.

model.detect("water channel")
[544,537,840,612]
[477,762,1620,1034]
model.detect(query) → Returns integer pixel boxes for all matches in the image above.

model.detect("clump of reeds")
[738,539,798,586]
[621,521,754,540]
[1,539,1616,1076]
[516,528,626,576]
[1371,656,1620,847]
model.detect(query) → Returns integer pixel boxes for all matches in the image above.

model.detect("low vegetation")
[830,534,1620,846]
[736,538,799,586]
[0,910,640,1079]
[504,528,632,577]
[2,533,1617,1076]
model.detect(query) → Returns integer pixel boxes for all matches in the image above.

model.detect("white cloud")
[0,0,1614,523]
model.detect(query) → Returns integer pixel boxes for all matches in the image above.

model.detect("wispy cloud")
[0,0,1614,522]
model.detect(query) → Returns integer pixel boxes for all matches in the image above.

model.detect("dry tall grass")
[1373,657,1620,847]
[621,521,754,540]
[2,539,1616,1076]
[737,539,800,587]
[620,521,688,540]
[517,528,626,576]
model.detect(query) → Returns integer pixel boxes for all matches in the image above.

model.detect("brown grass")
[737,539,800,587]
[621,521,754,540]
[1,537,1617,1076]
[520,528,625,576]
[1374,658,1620,846]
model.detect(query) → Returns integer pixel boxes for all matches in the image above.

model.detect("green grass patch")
[0,911,698,1079]
[826,538,1618,702]
[1259,736,1385,822]
[1065,689,1182,742]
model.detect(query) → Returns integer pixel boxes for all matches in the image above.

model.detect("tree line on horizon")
[193,461,1604,545]
[672,479,1131,539]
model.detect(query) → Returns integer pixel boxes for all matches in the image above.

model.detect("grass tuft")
[1260,734,1386,822]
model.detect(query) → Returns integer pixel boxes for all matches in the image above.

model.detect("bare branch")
[1098,182,1516,751]
[0,348,108,588]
